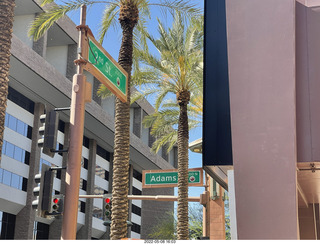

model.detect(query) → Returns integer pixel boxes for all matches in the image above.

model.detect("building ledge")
[297,0,320,7]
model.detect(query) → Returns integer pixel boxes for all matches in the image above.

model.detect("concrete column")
[32,14,47,58]
[227,170,237,240]
[77,139,97,239]
[203,174,225,240]
[299,204,317,239]
[148,128,155,148]
[209,186,225,240]
[133,107,142,138]
[66,44,77,81]
[48,122,70,239]
[14,103,44,239]
[92,77,101,105]
[226,0,298,239]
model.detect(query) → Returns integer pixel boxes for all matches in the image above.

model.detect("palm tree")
[140,76,202,154]
[0,0,15,163]
[29,0,200,240]
[129,12,203,239]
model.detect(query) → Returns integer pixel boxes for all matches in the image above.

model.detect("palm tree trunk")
[177,91,190,240]
[110,0,138,240]
[0,0,15,163]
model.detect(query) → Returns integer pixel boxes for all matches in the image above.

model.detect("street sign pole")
[61,5,92,240]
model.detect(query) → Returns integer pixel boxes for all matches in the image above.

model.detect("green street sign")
[83,33,128,102]
[142,168,203,188]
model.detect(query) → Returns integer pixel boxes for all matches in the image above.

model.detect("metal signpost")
[61,5,92,240]
[142,168,203,188]
[60,4,129,239]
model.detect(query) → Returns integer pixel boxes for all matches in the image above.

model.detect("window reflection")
[5,113,32,138]
[0,168,27,192]
[2,171,11,186]
[2,141,29,165]
[13,146,23,162]
[4,113,8,127]
[5,142,14,158]
[16,120,26,136]
[8,115,17,132]
[10,174,20,189]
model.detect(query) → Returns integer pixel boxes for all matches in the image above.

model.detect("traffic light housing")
[103,195,112,221]
[32,164,54,218]
[38,109,59,158]
[50,194,64,214]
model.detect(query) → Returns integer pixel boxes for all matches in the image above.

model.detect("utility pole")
[61,5,91,240]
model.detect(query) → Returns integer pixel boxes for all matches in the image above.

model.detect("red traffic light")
[105,198,111,204]
[53,198,59,204]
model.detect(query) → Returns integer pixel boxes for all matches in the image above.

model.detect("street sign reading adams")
[83,30,128,103]
[142,168,203,188]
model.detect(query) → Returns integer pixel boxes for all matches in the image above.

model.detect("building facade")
[0,0,175,239]
[204,0,320,239]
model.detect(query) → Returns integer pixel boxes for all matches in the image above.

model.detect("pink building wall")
[225,0,298,239]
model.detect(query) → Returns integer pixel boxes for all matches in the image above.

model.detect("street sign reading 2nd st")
[83,31,128,103]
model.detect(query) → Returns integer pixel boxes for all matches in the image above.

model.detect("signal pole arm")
[79,194,206,204]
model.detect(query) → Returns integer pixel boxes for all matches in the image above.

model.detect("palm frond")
[151,131,177,153]
[97,83,113,98]
[39,0,55,6]
[29,1,100,40]
[151,0,202,21]
[98,3,120,44]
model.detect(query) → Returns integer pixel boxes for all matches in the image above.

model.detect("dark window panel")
[58,120,65,133]
[22,178,28,192]
[27,126,32,139]
[131,204,141,216]
[132,187,141,195]
[83,136,89,148]
[8,87,35,114]
[131,223,141,234]
[133,169,142,182]
[96,145,110,161]
[24,151,30,165]
[83,158,88,169]
[36,222,49,240]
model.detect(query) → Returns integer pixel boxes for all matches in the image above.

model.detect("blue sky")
[56,0,205,199]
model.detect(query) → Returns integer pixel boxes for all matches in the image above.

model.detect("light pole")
[61,5,92,240]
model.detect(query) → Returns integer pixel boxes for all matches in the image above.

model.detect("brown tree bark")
[110,0,138,240]
[0,0,15,163]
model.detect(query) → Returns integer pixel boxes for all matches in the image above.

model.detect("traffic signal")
[38,109,59,158]
[50,195,64,214]
[32,164,54,218]
[103,195,112,221]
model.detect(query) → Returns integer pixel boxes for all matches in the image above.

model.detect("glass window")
[21,150,26,165]
[13,146,23,162]
[16,120,26,136]
[10,174,20,189]
[8,115,17,131]
[22,178,28,192]
[5,142,14,158]
[95,165,108,181]
[2,171,11,186]
[0,169,3,182]
[0,212,16,239]
[4,113,8,127]
[2,141,6,156]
